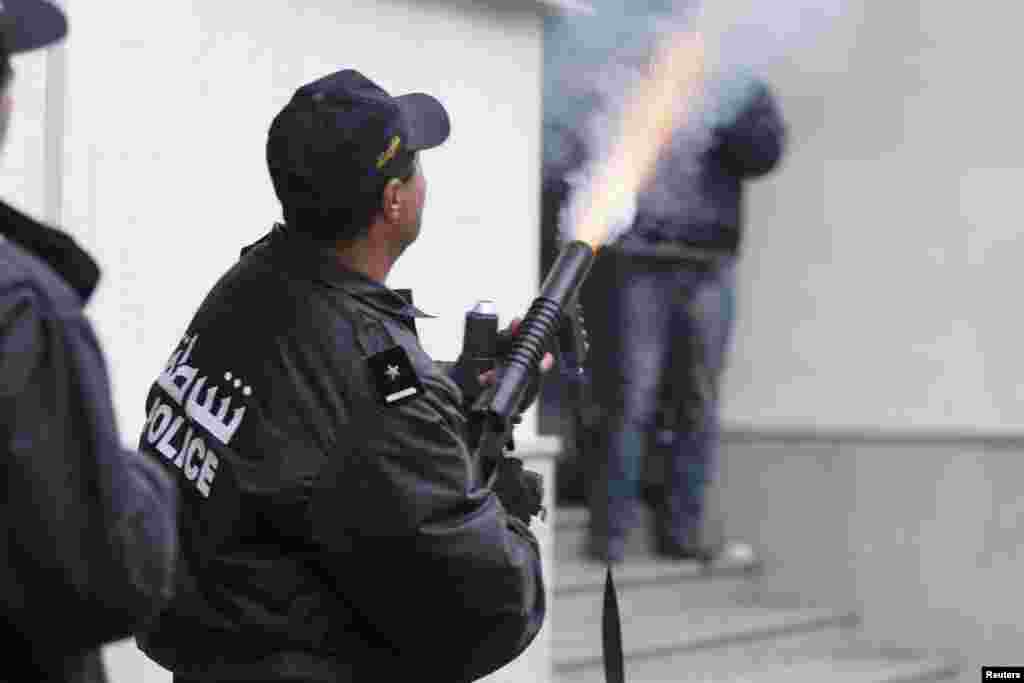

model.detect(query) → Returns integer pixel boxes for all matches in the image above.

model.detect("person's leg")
[587,258,673,562]
[690,260,736,497]
[654,260,739,558]
[653,266,712,554]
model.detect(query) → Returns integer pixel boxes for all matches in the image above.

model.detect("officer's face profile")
[0,59,11,151]
[0,90,10,152]
[405,158,427,240]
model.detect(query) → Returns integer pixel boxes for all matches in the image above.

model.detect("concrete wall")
[709,433,1024,682]
[721,1,1024,434]
[702,3,1024,673]
[2,34,53,220]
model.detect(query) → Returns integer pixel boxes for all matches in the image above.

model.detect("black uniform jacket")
[0,200,178,683]
[137,223,545,682]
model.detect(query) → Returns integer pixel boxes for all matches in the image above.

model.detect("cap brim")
[395,93,450,152]
[3,0,67,54]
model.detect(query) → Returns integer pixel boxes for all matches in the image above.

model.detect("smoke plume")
[544,0,847,245]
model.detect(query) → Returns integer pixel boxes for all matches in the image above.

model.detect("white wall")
[2,44,50,219]
[61,0,546,441]
[712,436,1024,680]
[6,1,551,680]
[721,1,1024,434]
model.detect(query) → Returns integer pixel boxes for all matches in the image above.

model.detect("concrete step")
[553,502,771,611]
[553,507,860,675]
[554,505,762,572]
[553,634,962,683]
[555,505,592,531]
[551,506,959,683]
[555,555,759,597]
[552,577,860,671]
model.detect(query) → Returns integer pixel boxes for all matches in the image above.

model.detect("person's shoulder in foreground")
[137,68,545,683]
[0,3,178,682]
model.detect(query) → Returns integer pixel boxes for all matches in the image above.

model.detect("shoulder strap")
[347,302,399,358]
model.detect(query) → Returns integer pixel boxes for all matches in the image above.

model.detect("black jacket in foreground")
[136,223,546,682]
[0,200,178,683]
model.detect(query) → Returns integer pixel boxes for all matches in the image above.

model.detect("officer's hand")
[478,318,555,388]
[491,456,545,525]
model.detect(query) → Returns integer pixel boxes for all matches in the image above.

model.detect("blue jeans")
[588,255,736,548]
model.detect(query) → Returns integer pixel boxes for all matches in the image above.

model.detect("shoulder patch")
[367,345,424,406]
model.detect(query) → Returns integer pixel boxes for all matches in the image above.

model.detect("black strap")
[566,356,625,683]
[602,566,625,683]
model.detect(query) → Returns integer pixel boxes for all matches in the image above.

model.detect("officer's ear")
[379,155,418,224]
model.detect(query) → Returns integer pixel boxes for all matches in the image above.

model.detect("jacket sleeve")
[715,79,788,179]
[0,288,178,651]
[309,375,545,683]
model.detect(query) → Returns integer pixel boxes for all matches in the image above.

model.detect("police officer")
[0,2,179,682]
[135,69,546,683]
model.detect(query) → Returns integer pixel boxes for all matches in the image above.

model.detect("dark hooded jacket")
[0,200,178,683]
[624,78,788,255]
[135,224,545,683]
[544,78,787,260]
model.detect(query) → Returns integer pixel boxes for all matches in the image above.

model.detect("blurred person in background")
[542,2,788,564]
[0,1,178,681]
[589,69,787,564]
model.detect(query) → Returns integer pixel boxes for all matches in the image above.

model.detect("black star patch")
[367,346,424,406]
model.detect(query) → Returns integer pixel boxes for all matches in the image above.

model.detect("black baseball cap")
[267,69,450,210]
[0,0,67,54]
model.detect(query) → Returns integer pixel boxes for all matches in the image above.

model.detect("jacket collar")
[0,199,100,302]
[246,223,435,322]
